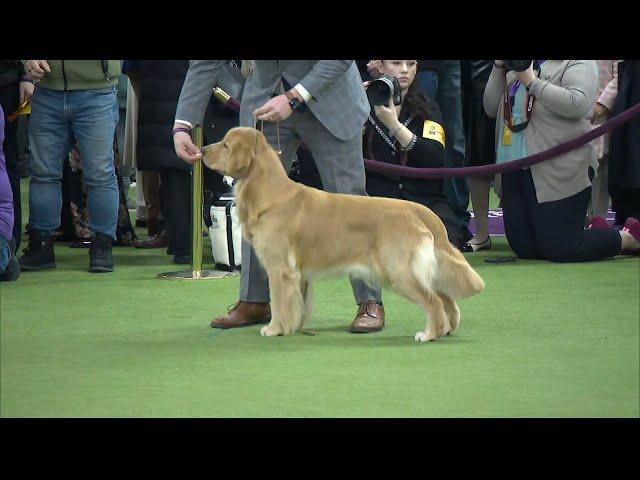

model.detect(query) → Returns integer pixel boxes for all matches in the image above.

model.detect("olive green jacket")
[30,60,120,91]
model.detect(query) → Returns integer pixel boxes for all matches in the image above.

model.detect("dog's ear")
[252,128,271,158]
[226,129,256,178]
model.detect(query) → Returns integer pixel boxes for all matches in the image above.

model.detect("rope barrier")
[218,94,640,180]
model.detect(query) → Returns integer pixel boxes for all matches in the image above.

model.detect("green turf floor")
[1,181,638,417]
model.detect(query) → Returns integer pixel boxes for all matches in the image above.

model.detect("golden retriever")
[201,127,485,342]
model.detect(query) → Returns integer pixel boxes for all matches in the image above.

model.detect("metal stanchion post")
[158,126,229,280]
[191,127,204,275]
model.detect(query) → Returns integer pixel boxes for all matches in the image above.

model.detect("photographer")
[484,60,640,261]
[364,60,470,249]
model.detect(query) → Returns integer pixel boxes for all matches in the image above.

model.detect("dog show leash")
[253,114,283,157]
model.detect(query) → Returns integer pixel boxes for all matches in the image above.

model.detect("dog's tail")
[435,245,485,299]
[414,206,485,300]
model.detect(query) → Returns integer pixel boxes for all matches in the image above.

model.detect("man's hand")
[19,81,34,104]
[591,102,610,124]
[173,126,202,164]
[254,94,293,123]
[24,60,51,82]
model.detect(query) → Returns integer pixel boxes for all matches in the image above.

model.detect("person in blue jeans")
[416,61,439,99]
[19,60,121,273]
[435,60,472,245]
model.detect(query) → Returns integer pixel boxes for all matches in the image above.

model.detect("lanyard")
[502,61,546,133]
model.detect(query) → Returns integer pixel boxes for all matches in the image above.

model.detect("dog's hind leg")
[385,238,444,342]
[440,295,460,334]
[300,278,314,327]
[261,267,304,336]
[414,291,447,343]
[388,275,444,343]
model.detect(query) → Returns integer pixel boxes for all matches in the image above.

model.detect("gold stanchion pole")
[158,126,229,280]
[191,126,204,275]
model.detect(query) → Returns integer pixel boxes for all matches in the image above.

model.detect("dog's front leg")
[260,267,304,337]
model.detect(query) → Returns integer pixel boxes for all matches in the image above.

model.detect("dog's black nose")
[200,145,208,154]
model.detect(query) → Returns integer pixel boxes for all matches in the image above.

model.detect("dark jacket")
[0,61,25,88]
[609,59,640,190]
[365,101,446,199]
[134,60,191,172]
[364,95,469,249]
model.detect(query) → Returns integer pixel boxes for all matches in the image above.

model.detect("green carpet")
[1,181,638,417]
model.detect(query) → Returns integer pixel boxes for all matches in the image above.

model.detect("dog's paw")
[260,325,283,337]
[415,331,437,342]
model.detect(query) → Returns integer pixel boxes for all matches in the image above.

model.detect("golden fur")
[202,127,485,342]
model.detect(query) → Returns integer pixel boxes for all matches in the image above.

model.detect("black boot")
[19,230,56,271]
[88,232,113,273]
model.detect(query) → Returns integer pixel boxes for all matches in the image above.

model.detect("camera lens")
[504,60,533,72]
[367,77,394,107]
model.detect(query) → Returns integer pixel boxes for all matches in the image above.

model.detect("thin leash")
[252,114,282,156]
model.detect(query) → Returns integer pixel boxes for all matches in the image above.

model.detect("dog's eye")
[223,143,229,149]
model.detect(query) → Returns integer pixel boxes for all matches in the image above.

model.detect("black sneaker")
[0,239,21,282]
[88,232,113,273]
[19,230,56,271]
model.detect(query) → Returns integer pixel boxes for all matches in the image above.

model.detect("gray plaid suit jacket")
[175,60,369,140]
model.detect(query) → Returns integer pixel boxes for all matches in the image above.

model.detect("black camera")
[367,75,402,108]
[504,60,533,72]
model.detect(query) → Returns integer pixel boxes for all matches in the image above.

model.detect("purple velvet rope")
[220,94,640,179]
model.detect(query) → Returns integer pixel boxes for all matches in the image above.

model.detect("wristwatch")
[285,90,303,112]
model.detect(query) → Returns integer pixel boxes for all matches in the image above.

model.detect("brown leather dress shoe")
[350,300,385,333]
[211,301,271,329]
[132,231,168,249]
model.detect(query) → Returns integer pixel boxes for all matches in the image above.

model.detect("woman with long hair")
[364,60,471,249]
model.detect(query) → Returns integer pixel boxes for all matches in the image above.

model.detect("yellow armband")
[422,120,445,148]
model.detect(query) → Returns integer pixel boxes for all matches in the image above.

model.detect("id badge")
[502,123,512,146]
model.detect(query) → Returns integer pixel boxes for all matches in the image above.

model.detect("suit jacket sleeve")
[597,60,620,111]
[298,60,355,99]
[175,60,226,126]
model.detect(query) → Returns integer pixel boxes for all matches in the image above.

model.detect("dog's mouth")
[202,159,234,181]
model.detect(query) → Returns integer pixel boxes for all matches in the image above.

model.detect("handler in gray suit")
[173,60,384,333]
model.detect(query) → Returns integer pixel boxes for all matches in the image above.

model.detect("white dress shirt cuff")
[294,83,313,103]
[175,119,194,129]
